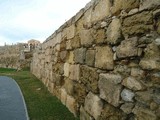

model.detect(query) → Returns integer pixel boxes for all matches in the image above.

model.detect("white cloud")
[0,0,91,45]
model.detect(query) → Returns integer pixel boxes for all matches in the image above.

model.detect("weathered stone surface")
[68,51,74,64]
[73,82,87,105]
[74,48,86,64]
[80,106,93,120]
[133,106,157,120]
[69,64,80,81]
[79,29,93,47]
[66,95,77,116]
[66,40,72,50]
[99,104,127,120]
[128,8,139,15]
[116,38,138,58]
[135,91,152,105]
[114,65,131,76]
[84,92,103,119]
[155,38,160,46]
[122,77,145,91]
[85,50,95,66]
[140,0,160,11]
[131,67,145,78]
[140,43,160,70]
[91,0,111,22]
[122,11,153,36]
[95,46,114,70]
[94,29,106,44]
[106,18,122,45]
[98,73,122,107]
[60,88,67,105]
[60,51,68,61]
[71,35,81,49]
[121,89,135,102]
[64,63,70,77]
[80,65,99,93]
[151,72,160,84]
[111,0,140,15]
[120,103,134,114]
[52,73,63,86]
[64,78,74,96]
[67,25,75,39]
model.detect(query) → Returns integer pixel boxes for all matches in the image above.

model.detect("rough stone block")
[66,40,72,50]
[116,37,138,58]
[69,64,80,81]
[60,88,67,105]
[94,29,106,44]
[79,29,94,47]
[66,95,77,116]
[122,77,145,91]
[98,73,122,107]
[80,65,99,93]
[140,0,160,11]
[60,51,68,61]
[122,11,153,36]
[74,48,86,64]
[68,51,74,64]
[64,78,74,96]
[133,106,157,120]
[71,35,81,49]
[107,18,122,45]
[80,106,93,120]
[64,63,70,77]
[91,0,111,22]
[85,50,95,66]
[120,103,134,114]
[67,25,75,39]
[84,92,103,119]
[140,43,160,70]
[121,89,135,102]
[111,0,140,15]
[95,46,114,70]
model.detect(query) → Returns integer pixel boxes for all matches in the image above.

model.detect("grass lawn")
[0,68,79,120]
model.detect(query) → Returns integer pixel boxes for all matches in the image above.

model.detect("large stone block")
[79,29,94,47]
[111,0,140,15]
[133,106,157,120]
[69,64,80,81]
[60,88,67,105]
[122,11,153,36]
[140,43,160,70]
[95,46,114,70]
[67,51,74,64]
[64,63,70,77]
[116,37,138,58]
[74,48,86,64]
[98,73,122,107]
[67,25,75,39]
[84,92,103,119]
[94,29,106,44]
[85,50,95,66]
[106,18,122,45]
[66,95,77,116]
[71,35,81,49]
[80,106,93,120]
[80,65,99,93]
[139,0,160,11]
[122,77,145,91]
[91,0,111,22]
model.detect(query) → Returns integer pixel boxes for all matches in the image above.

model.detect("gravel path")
[0,76,29,120]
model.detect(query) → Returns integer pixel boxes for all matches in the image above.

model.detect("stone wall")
[0,44,24,69]
[31,0,160,119]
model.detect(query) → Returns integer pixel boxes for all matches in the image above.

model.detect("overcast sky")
[0,0,91,46]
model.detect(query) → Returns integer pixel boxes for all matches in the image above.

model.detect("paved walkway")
[0,76,29,120]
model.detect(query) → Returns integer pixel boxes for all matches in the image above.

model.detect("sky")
[0,0,91,46]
